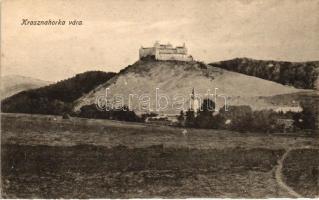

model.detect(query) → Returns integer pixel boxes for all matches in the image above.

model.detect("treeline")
[178,98,318,133]
[1,71,116,115]
[78,104,141,122]
[209,58,319,89]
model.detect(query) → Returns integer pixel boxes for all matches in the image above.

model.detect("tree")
[218,105,253,132]
[185,109,195,127]
[195,98,216,129]
[177,110,185,126]
[293,100,317,130]
[200,98,215,112]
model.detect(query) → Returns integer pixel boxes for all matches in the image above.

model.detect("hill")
[1,75,51,99]
[1,71,116,115]
[74,59,307,114]
[209,58,319,90]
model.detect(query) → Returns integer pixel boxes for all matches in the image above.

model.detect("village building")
[275,118,295,133]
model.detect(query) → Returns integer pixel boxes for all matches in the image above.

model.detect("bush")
[217,106,291,133]
[218,105,253,132]
[194,99,217,129]
[78,104,141,122]
[293,100,318,130]
[185,109,196,127]
[141,112,158,122]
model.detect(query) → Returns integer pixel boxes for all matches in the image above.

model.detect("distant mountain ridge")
[1,75,52,99]
[1,71,116,115]
[209,58,319,90]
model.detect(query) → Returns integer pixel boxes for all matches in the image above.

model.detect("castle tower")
[154,41,160,48]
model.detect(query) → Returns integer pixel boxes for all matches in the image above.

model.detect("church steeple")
[191,88,195,99]
[190,88,195,111]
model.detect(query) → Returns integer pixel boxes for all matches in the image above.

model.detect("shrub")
[218,105,253,132]
[195,99,216,129]
[293,100,318,130]
[78,104,141,122]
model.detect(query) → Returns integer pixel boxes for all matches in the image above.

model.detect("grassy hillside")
[1,75,51,99]
[2,59,315,116]
[1,71,116,115]
[209,58,319,90]
[74,59,305,113]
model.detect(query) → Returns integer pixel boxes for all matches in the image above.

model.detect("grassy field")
[282,149,319,197]
[1,113,319,198]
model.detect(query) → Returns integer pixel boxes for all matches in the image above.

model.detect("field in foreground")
[1,113,319,198]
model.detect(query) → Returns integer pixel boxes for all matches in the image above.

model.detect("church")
[139,41,193,62]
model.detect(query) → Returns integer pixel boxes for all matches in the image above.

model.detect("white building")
[139,41,193,62]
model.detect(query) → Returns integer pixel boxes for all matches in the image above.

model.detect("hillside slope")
[1,71,116,115]
[209,58,319,90]
[1,75,51,99]
[74,60,307,114]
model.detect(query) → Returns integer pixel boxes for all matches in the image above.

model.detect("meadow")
[1,113,318,198]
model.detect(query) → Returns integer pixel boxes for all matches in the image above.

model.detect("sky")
[1,0,319,81]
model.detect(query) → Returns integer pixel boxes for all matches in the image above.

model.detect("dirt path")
[275,148,303,198]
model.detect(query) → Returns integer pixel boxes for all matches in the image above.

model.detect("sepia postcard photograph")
[1,0,319,198]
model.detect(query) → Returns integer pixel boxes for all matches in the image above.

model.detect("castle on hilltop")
[139,41,193,62]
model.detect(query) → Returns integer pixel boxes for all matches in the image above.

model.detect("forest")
[210,58,319,89]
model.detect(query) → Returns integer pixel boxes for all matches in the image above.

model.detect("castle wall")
[139,48,155,58]
[156,53,193,61]
[139,42,193,61]
[176,48,187,54]
[157,48,177,54]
